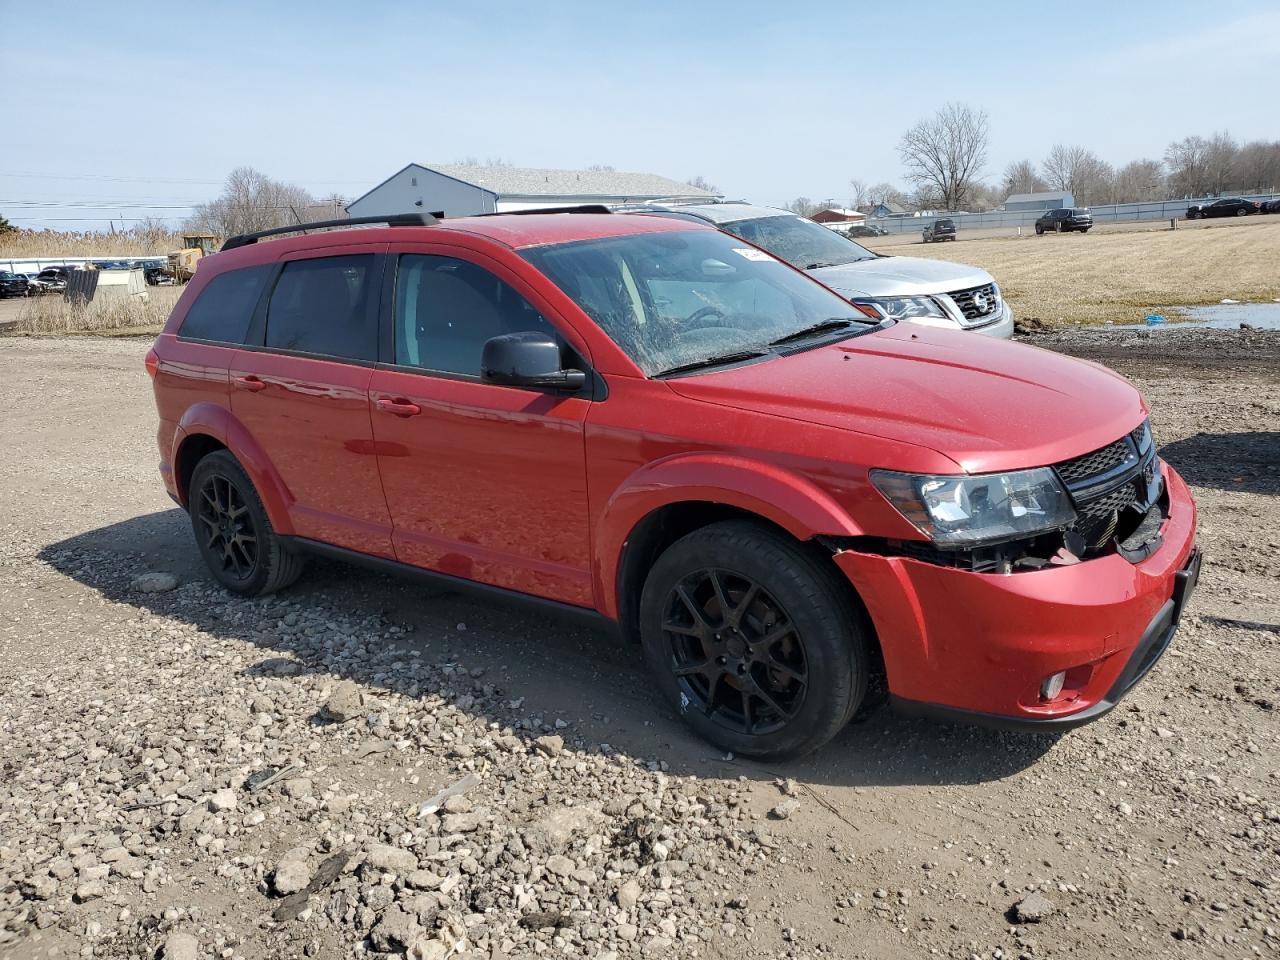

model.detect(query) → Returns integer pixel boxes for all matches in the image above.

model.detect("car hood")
[665,324,1146,474]
[809,255,992,298]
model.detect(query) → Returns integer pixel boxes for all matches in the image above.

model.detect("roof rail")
[476,204,612,217]
[221,213,439,252]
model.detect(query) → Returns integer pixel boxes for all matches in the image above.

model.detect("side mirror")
[481,331,587,392]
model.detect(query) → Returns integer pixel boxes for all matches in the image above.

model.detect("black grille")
[1055,438,1137,485]
[1054,420,1156,550]
[1079,483,1140,520]
[947,282,999,320]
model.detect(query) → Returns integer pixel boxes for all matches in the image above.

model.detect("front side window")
[522,229,873,377]
[265,255,375,360]
[394,255,553,376]
[178,264,272,344]
[719,214,876,269]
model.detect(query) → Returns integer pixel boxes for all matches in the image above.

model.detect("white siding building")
[346,163,718,219]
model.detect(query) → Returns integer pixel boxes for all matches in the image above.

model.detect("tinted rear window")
[265,255,375,361]
[178,264,272,343]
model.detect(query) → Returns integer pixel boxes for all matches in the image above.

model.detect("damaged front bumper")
[832,462,1199,729]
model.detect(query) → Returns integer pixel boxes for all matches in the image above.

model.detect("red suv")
[147,211,1200,759]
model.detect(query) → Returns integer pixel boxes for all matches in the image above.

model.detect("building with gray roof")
[346,163,719,219]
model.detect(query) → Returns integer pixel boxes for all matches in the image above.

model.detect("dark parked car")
[845,224,887,238]
[1260,198,1280,214]
[922,218,956,243]
[0,271,31,299]
[1185,198,1260,219]
[1035,208,1093,234]
[35,267,71,293]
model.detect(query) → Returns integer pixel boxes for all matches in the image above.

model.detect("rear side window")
[265,255,375,361]
[178,264,272,343]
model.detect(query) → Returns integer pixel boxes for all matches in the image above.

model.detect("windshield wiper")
[805,261,840,270]
[653,350,770,378]
[768,318,863,346]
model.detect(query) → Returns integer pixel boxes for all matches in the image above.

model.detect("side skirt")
[284,537,619,637]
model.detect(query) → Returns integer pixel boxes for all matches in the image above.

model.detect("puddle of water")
[1114,302,1280,331]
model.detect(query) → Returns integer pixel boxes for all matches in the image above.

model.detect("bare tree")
[186,167,324,238]
[1235,140,1280,193]
[1164,136,1210,197]
[864,182,908,209]
[1001,159,1044,197]
[965,182,1002,211]
[1111,159,1166,203]
[1042,145,1113,205]
[897,102,989,211]
[848,179,869,209]
[783,197,819,217]
[1202,131,1238,195]
[687,175,720,194]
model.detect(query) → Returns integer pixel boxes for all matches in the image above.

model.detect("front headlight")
[853,295,947,321]
[870,467,1077,547]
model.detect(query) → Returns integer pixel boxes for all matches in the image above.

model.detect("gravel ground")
[1,329,1277,960]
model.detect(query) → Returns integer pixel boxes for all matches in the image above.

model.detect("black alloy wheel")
[187,449,305,595]
[195,471,259,583]
[639,520,868,759]
[662,568,807,736]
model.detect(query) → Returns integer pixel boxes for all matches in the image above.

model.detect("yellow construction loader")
[167,234,219,283]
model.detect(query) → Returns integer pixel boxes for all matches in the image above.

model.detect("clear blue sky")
[2,0,1276,229]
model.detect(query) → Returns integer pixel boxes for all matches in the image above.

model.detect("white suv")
[624,202,1014,338]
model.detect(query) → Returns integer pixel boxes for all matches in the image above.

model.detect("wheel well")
[175,434,227,506]
[614,502,880,663]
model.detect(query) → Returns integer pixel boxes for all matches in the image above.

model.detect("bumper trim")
[892,547,1201,732]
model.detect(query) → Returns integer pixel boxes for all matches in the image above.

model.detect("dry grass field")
[0,228,182,260]
[8,286,180,335]
[865,217,1280,326]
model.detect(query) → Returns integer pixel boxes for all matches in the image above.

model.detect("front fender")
[593,452,863,619]
[175,403,295,535]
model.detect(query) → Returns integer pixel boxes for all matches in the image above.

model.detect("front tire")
[189,450,305,596]
[1236,207,1247,217]
[639,521,869,760]
[1035,225,1044,235]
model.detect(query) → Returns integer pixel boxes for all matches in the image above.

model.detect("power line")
[0,170,372,186]
[2,202,346,209]
[7,217,188,222]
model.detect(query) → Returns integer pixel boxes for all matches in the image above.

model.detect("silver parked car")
[623,202,1013,338]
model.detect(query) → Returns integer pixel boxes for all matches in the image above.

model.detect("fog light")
[1040,671,1067,702]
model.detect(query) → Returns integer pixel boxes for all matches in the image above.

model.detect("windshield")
[522,229,873,377]
[717,215,876,270]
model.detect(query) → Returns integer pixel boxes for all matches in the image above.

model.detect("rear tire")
[638,520,868,760]
[1035,225,1044,235]
[1236,208,1247,217]
[188,450,305,596]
